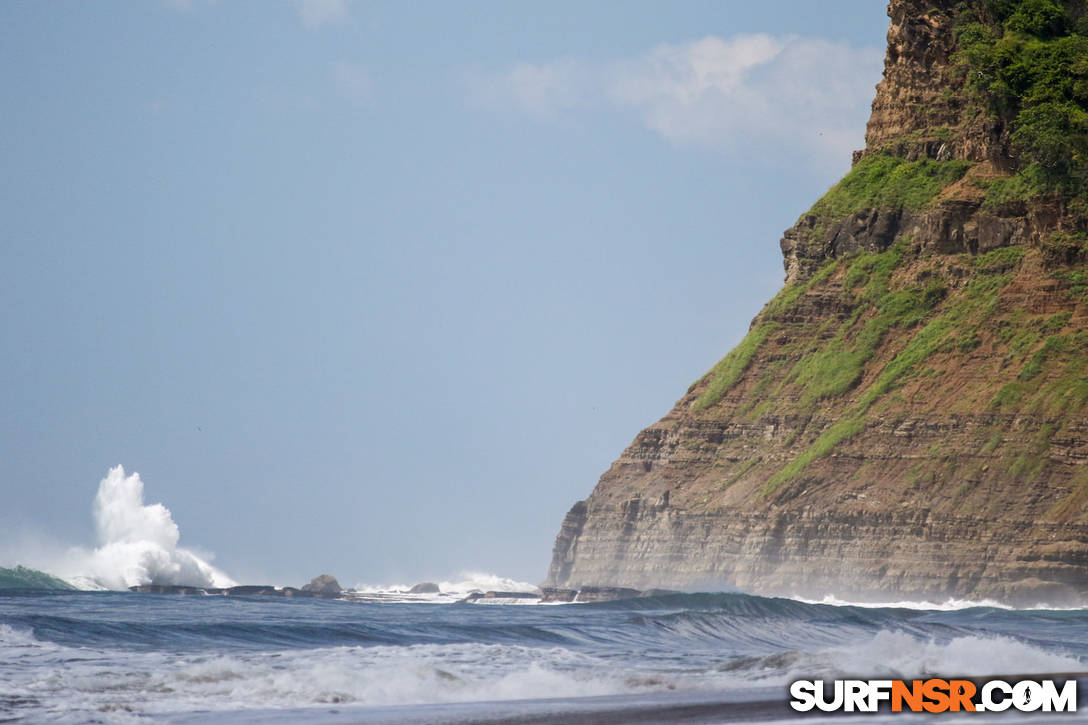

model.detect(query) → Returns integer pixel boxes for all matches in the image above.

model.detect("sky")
[0,0,889,588]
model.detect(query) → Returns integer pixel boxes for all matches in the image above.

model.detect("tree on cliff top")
[956,0,1088,190]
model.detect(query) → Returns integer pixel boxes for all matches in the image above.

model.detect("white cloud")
[609,36,882,162]
[293,0,349,29]
[334,61,371,103]
[608,35,786,108]
[468,34,882,168]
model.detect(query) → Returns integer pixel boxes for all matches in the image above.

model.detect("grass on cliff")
[991,328,1088,418]
[974,166,1052,208]
[695,220,1082,497]
[805,154,973,219]
[763,242,1088,495]
[693,261,838,411]
[693,324,773,411]
[1047,465,1088,521]
[762,246,1026,495]
[786,243,948,406]
[766,416,865,492]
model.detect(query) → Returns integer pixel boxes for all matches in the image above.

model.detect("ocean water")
[3,588,1087,723]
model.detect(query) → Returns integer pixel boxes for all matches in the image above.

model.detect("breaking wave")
[349,571,541,603]
[2,589,1086,721]
[60,466,235,591]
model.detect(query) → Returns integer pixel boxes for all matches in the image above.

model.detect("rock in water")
[301,574,341,595]
[408,582,440,594]
[544,0,1088,607]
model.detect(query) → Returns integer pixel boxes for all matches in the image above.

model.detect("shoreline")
[163,679,1088,724]
[163,689,801,725]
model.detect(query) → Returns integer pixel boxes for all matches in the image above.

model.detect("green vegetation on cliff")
[788,242,948,406]
[760,245,1024,493]
[808,155,972,217]
[693,223,1086,498]
[683,0,1088,512]
[694,325,772,411]
[694,262,839,410]
[956,0,1088,191]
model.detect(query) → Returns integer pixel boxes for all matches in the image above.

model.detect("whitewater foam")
[794,594,1015,611]
[12,623,1077,721]
[0,623,38,648]
[348,571,541,603]
[58,466,235,591]
[4,587,1087,723]
[0,638,657,722]
[792,630,1085,680]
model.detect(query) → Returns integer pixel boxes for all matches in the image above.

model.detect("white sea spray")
[59,465,235,590]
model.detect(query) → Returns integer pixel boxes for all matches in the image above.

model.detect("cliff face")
[862,0,1006,165]
[545,0,1088,605]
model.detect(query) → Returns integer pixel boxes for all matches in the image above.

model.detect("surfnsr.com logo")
[790,679,1078,713]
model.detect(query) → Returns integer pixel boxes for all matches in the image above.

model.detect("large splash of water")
[62,465,235,590]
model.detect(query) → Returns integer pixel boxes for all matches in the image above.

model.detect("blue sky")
[0,1,888,586]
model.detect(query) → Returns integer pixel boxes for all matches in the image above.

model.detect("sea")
[3,583,1088,724]
[5,467,1086,723]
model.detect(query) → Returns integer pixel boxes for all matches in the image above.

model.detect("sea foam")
[349,571,541,603]
[785,630,1085,681]
[0,637,646,721]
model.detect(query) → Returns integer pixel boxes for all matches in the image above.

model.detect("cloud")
[468,34,883,168]
[334,61,371,103]
[293,0,349,29]
[609,36,882,161]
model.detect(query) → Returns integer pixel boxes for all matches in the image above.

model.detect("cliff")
[545,0,1088,605]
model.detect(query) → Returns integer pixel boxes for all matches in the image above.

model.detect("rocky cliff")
[545,0,1088,605]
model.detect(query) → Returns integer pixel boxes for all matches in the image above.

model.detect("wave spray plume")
[65,465,235,590]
